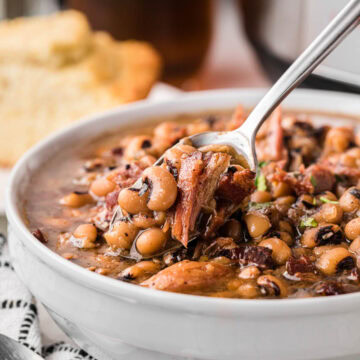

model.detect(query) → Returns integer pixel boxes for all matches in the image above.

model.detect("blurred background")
[2,0,359,93]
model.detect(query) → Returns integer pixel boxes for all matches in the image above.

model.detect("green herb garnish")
[300,217,318,228]
[320,196,339,204]
[255,173,267,191]
[310,175,317,187]
[258,161,268,168]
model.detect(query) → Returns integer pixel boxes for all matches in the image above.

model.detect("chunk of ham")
[141,260,233,293]
[171,151,231,247]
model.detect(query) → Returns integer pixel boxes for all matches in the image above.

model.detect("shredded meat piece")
[270,164,334,195]
[218,245,274,270]
[105,190,119,210]
[141,260,233,293]
[286,256,315,276]
[216,168,255,203]
[172,151,231,246]
[256,107,287,162]
[106,162,144,189]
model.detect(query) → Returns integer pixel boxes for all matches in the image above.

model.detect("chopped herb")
[248,201,272,210]
[320,196,339,204]
[258,161,268,168]
[300,217,318,228]
[310,175,317,187]
[255,173,267,191]
[313,198,317,206]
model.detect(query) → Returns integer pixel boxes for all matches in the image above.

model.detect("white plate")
[0,83,181,215]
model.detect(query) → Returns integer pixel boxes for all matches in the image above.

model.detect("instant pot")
[242,0,360,93]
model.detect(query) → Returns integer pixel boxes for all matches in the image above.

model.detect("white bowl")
[5,89,360,360]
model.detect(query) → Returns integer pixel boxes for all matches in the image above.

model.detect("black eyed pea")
[324,127,353,153]
[90,178,116,197]
[221,219,242,242]
[272,182,292,198]
[250,190,272,203]
[237,282,260,299]
[278,220,294,235]
[244,212,271,238]
[73,224,97,249]
[277,231,293,246]
[118,187,149,214]
[258,237,291,265]
[301,224,343,248]
[257,275,288,298]
[59,192,93,208]
[124,135,155,160]
[320,191,338,202]
[239,266,261,280]
[350,237,360,253]
[345,217,360,240]
[339,187,360,212]
[313,244,347,257]
[314,203,343,224]
[104,220,139,249]
[142,167,177,211]
[119,261,161,281]
[135,228,169,257]
[139,155,157,168]
[316,247,355,276]
[275,195,296,206]
[346,147,360,159]
[154,121,186,141]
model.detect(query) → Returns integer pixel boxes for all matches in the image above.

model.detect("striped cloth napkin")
[0,233,96,360]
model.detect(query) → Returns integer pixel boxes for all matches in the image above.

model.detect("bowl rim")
[6,88,360,317]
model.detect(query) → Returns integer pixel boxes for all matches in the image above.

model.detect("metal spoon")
[111,0,360,259]
[0,333,44,360]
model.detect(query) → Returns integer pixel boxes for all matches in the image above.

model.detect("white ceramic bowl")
[5,89,360,360]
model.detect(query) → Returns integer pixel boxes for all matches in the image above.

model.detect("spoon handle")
[237,0,360,140]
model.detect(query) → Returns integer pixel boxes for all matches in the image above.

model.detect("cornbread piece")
[0,11,161,166]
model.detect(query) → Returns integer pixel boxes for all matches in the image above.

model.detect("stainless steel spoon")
[111,0,360,259]
[0,333,44,360]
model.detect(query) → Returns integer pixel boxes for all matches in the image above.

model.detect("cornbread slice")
[0,11,161,166]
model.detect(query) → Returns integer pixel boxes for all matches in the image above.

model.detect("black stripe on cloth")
[1,299,28,309]
[43,342,97,359]
[22,342,42,356]
[0,260,13,270]
[0,233,5,253]
[18,302,38,343]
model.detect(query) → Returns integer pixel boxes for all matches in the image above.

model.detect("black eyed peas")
[163,144,196,170]
[118,188,149,214]
[59,192,93,208]
[90,178,116,197]
[239,266,261,280]
[301,224,342,248]
[244,212,271,238]
[272,182,292,198]
[119,261,161,281]
[345,217,360,240]
[339,187,360,212]
[135,228,169,256]
[237,283,260,299]
[350,237,360,253]
[142,166,177,211]
[220,219,242,242]
[314,203,343,224]
[250,190,272,203]
[257,275,288,298]
[275,196,296,206]
[259,237,291,265]
[324,127,353,153]
[316,247,355,276]
[124,135,155,160]
[104,220,139,249]
[73,224,97,249]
